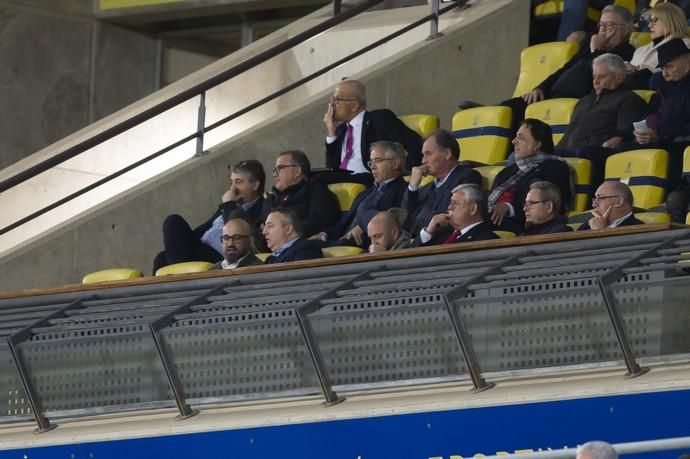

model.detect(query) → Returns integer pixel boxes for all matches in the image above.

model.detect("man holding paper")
[633,38,690,222]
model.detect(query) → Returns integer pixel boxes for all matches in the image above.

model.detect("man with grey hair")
[557,53,647,153]
[576,440,618,459]
[522,181,572,235]
[317,140,409,248]
[578,181,643,230]
[419,183,498,245]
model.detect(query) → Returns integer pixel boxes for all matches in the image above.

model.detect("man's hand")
[602,136,622,149]
[345,225,364,246]
[522,88,545,105]
[634,129,658,145]
[369,242,386,253]
[624,62,639,73]
[323,103,337,137]
[426,213,450,235]
[489,203,510,226]
[588,205,613,230]
[222,187,240,204]
[590,33,607,52]
[409,165,429,189]
[309,232,327,241]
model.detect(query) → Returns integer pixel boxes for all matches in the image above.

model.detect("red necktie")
[443,229,462,244]
[339,123,354,170]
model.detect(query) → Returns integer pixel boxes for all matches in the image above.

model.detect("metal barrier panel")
[0,343,29,420]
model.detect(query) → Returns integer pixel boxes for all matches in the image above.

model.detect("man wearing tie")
[419,183,498,246]
[323,79,423,172]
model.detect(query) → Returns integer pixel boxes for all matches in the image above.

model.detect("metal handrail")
[0,0,466,237]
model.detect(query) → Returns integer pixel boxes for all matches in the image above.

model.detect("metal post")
[194,92,206,157]
[596,235,679,378]
[442,253,528,393]
[7,296,94,433]
[149,282,231,419]
[333,0,342,15]
[428,0,442,39]
[296,269,379,406]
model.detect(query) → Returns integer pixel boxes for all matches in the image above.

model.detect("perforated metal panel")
[2,228,690,426]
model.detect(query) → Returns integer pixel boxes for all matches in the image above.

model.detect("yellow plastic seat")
[636,212,671,224]
[493,231,517,239]
[255,253,271,262]
[567,222,582,231]
[525,98,579,145]
[403,174,435,187]
[399,114,439,138]
[564,157,593,213]
[630,32,652,49]
[155,261,214,276]
[322,246,364,257]
[634,90,656,104]
[686,212,690,225]
[512,42,580,98]
[605,149,669,209]
[474,164,505,191]
[327,182,366,211]
[82,268,143,284]
[683,146,690,178]
[452,106,512,165]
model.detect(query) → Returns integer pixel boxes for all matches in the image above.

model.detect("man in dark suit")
[522,181,572,236]
[211,217,264,270]
[403,129,482,234]
[578,181,643,230]
[152,159,266,274]
[323,79,423,172]
[418,183,498,246]
[261,150,340,238]
[263,208,324,264]
[320,141,409,248]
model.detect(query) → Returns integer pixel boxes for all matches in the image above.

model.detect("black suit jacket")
[325,109,423,171]
[261,179,340,237]
[325,176,408,240]
[211,253,264,270]
[265,238,324,264]
[491,159,572,232]
[577,213,644,231]
[402,166,482,234]
[522,218,573,236]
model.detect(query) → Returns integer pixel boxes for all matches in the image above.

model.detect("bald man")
[576,441,618,459]
[578,181,643,230]
[323,79,423,172]
[211,217,263,270]
[367,209,413,253]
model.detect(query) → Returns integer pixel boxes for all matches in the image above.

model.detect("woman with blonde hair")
[625,2,690,88]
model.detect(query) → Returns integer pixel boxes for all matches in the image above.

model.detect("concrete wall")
[0,0,529,291]
[0,1,159,170]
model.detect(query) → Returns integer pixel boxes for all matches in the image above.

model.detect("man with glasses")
[261,150,340,238]
[323,79,423,173]
[152,159,266,274]
[418,183,497,246]
[577,181,643,230]
[317,141,408,248]
[211,217,263,270]
[522,181,572,235]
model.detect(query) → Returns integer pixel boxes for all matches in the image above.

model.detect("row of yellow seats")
[533,0,637,26]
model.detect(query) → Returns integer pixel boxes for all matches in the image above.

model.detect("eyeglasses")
[367,157,394,167]
[592,194,621,204]
[647,16,659,25]
[524,199,548,207]
[220,234,251,244]
[597,22,626,30]
[272,164,298,174]
[330,96,356,104]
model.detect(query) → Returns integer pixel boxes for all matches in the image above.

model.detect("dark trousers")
[152,214,222,274]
